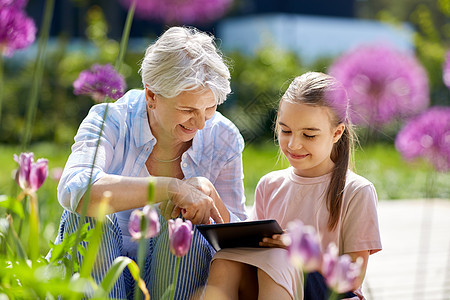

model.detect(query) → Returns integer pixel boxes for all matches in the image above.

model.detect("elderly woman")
[53,26,247,299]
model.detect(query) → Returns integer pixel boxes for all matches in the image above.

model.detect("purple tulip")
[0,4,36,57]
[73,64,126,102]
[119,0,233,24]
[329,44,429,127]
[444,51,450,89]
[128,205,161,240]
[283,220,322,273]
[13,152,48,193]
[168,218,193,257]
[395,106,450,172]
[321,243,362,294]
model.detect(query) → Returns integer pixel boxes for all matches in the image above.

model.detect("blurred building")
[217,14,414,63]
[24,0,413,62]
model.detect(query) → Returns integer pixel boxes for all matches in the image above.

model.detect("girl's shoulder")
[344,170,377,201]
[257,168,292,187]
[345,170,375,190]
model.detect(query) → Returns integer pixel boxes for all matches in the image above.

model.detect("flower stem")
[21,0,55,150]
[328,290,339,300]
[0,54,3,125]
[115,0,136,73]
[71,104,109,273]
[170,257,181,300]
[134,237,148,300]
[28,193,39,261]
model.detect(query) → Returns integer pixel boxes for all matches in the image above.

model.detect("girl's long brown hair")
[276,72,355,231]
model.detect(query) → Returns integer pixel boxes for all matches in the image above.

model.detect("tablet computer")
[197,219,283,252]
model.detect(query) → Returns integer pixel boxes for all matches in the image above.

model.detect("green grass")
[1,141,449,253]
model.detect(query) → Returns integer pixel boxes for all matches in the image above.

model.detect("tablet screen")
[197,219,283,251]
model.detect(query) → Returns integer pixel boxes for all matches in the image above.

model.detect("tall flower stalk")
[71,0,136,273]
[20,0,54,150]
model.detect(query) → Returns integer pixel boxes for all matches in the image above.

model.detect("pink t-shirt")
[251,167,382,255]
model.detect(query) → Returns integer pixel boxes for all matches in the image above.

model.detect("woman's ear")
[332,123,345,143]
[145,87,156,109]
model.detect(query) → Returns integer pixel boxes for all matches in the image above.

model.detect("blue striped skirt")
[52,210,215,299]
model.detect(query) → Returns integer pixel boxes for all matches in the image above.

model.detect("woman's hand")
[166,177,225,225]
[259,234,288,249]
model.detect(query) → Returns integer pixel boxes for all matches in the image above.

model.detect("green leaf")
[0,195,25,219]
[95,256,133,297]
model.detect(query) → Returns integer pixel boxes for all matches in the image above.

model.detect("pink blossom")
[395,106,450,172]
[329,44,429,127]
[168,218,193,257]
[13,152,48,193]
[283,220,322,273]
[321,243,363,294]
[128,205,161,240]
[119,0,233,24]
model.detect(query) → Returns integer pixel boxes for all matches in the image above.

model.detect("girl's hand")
[259,234,288,249]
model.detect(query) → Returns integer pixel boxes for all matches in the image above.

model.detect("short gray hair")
[139,26,231,105]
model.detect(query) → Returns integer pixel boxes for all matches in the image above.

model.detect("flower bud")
[168,218,193,257]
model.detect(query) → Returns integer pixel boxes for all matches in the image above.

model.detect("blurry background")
[0,1,449,298]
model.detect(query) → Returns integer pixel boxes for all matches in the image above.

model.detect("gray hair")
[139,26,231,104]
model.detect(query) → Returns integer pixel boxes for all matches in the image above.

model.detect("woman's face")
[146,88,217,143]
[277,100,344,177]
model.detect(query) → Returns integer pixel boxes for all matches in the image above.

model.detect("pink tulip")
[168,218,193,257]
[283,220,322,273]
[13,152,48,193]
[128,205,160,240]
[321,243,363,294]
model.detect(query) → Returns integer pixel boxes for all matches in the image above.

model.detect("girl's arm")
[346,250,370,289]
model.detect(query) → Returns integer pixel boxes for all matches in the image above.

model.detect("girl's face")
[277,100,345,177]
[146,88,217,143]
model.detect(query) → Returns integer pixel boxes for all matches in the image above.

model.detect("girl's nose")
[288,135,303,150]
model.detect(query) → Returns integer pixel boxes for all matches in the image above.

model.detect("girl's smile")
[286,152,309,160]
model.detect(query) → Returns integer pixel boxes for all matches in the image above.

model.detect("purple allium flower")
[128,205,161,240]
[321,243,363,294]
[329,44,429,127]
[73,64,126,102]
[443,51,450,89]
[13,152,48,193]
[0,0,28,9]
[168,218,193,257]
[119,0,233,24]
[0,5,36,57]
[282,220,322,273]
[395,106,450,172]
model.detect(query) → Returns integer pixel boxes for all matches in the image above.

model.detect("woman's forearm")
[76,175,173,216]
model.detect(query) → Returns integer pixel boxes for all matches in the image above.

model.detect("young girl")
[204,72,382,300]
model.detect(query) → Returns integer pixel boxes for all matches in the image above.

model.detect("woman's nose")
[193,110,206,130]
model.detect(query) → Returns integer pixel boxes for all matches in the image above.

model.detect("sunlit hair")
[276,72,356,231]
[139,26,231,104]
